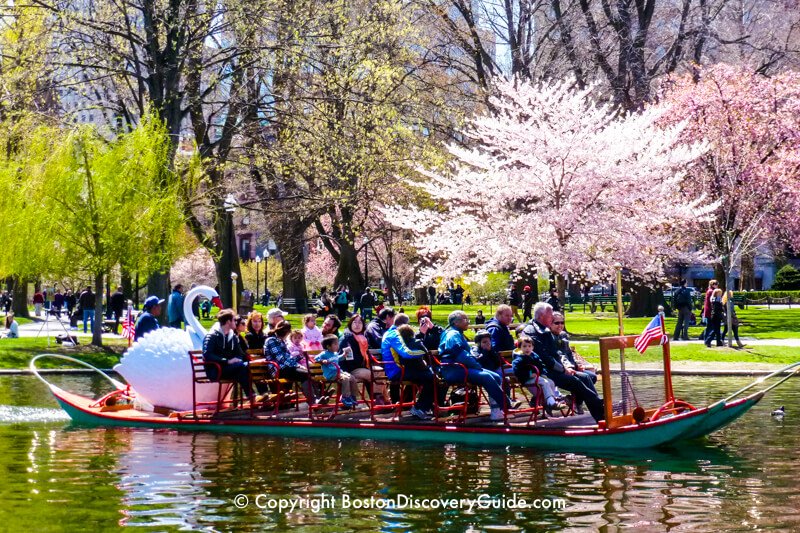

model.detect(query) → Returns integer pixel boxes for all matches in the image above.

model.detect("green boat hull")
[53,389,762,452]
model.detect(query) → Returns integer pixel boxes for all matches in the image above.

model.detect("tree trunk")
[12,276,29,318]
[333,240,365,294]
[213,209,243,310]
[121,269,133,301]
[555,272,567,303]
[275,228,309,313]
[713,263,726,286]
[627,278,663,318]
[740,252,755,291]
[93,272,104,347]
[147,271,170,324]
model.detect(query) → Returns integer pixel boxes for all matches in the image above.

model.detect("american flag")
[634,314,668,354]
[121,312,135,341]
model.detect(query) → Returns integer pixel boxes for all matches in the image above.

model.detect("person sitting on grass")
[316,334,359,408]
[439,311,519,421]
[3,312,19,338]
[381,313,435,420]
[511,335,566,417]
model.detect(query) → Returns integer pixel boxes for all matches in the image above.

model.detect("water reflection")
[0,374,797,530]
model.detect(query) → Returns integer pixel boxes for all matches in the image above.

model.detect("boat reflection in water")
[15,409,786,531]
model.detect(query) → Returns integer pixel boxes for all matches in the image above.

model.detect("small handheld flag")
[634,314,668,354]
[122,305,135,345]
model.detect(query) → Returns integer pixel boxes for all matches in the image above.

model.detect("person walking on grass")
[672,279,693,341]
[78,286,96,334]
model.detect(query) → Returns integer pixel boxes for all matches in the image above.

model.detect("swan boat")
[31,299,800,451]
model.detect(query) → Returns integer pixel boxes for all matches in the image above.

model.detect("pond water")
[0,373,798,532]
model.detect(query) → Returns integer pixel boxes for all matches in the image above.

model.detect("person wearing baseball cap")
[265,307,288,329]
[522,285,534,322]
[134,296,165,341]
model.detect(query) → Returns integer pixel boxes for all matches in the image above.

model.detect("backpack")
[674,287,692,308]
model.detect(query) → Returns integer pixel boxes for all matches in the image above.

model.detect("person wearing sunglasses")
[550,312,597,415]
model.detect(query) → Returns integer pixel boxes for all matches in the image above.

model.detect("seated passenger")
[439,311,518,421]
[338,314,387,404]
[511,335,566,416]
[366,307,395,350]
[472,329,504,373]
[415,309,444,351]
[301,314,323,351]
[288,330,311,368]
[552,312,597,384]
[202,309,252,400]
[244,312,267,351]
[316,335,359,408]
[485,305,516,352]
[264,320,316,404]
[522,303,604,421]
[381,313,435,420]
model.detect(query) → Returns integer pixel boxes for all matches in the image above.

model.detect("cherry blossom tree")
[660,65,800,345]
[386,77,715,312]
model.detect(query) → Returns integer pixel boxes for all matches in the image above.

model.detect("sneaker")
[575,404,585,415]
[490,408,505,421]
[409,407,431,420]
[509,400,523,410]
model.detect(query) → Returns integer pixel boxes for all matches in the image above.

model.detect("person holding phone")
[339,314,387,404]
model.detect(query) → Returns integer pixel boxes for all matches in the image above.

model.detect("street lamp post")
[224,194,238,310]
[255,255,262,304]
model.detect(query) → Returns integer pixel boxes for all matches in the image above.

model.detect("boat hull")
[51,387,762,451]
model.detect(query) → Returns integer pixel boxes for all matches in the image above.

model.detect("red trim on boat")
[52,387,736,438]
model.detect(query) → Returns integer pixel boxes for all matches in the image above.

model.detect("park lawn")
[0,337,127,370]
[207,303,799,342]
[572,341,800,366]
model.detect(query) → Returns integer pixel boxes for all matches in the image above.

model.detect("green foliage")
[0,115,186,281]
[733,290,800,300]
[771,265,800,291]
[465,272,510,303]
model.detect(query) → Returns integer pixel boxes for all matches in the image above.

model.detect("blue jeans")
[83,309,95,333]
[399,366,435,411]
[361,308,373,321]
[443,366,508,409]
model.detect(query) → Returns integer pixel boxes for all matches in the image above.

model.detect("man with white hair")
[439,310,520,421]
[266,307,288,329]
[522,302,604,421]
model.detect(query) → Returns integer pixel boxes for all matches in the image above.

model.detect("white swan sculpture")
[114,285,225,412]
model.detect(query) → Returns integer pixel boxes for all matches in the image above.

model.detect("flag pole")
[127,304,133,348]
[615,264,628,415]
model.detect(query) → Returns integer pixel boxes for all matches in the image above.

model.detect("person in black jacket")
[485,305,515,352]
[244,311,267,351]
[110,286,126,334]
[202,309,251,396]
[78,286,96,334]
[365,307,395,349]
[508,286,522,322]
[360,288,376,320]
[672,279,693,341]
[522,302,604,422]
[415,316,443,351]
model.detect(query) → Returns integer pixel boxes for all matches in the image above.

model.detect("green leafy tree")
[772,265,800,291]
[0,117,185,345]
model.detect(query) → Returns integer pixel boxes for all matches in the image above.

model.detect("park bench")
[588,295,630,313]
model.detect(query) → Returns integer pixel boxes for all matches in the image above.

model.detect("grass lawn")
[231,303,799,341]
[0,337,127,370]
[572,342,800,366]
[4,302,795,370]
